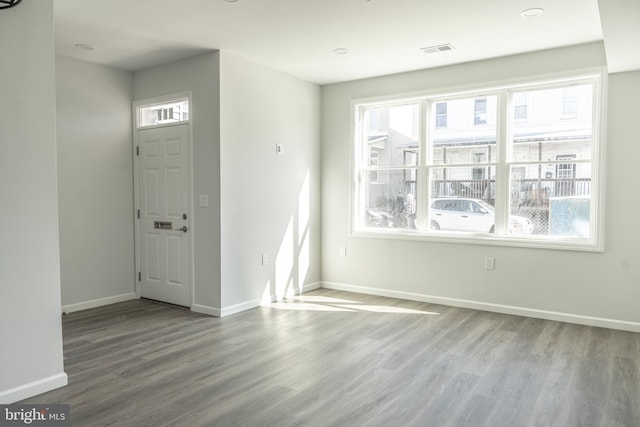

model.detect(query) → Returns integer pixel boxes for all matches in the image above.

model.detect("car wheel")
[430,220,440,230]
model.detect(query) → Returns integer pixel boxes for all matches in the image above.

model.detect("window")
[138,98,189,128]
[435,102,447,128]
[368,109,380,131]
[472,152,487,180]
[354,73,604,250]
[358,103,419,230]
[474,98,487,125]
[370,151,380,184]
[561,86,579,119]
[513,92,529,121]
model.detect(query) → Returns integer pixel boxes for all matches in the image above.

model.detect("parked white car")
[430,198,534,234]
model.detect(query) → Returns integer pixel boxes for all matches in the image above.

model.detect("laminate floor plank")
[20,289,640,426]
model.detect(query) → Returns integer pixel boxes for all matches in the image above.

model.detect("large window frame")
[352,70,606,251]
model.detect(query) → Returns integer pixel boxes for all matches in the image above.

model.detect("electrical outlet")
[339,246,347,257]
[276,144,285,155]
[261,254,269,266]
[485,257,495,270]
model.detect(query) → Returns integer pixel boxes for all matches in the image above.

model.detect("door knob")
[174,226,188,233]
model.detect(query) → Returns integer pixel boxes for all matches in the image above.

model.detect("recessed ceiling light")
[333,48,349,55]
[521,8,544,17]
[74,43,94,51]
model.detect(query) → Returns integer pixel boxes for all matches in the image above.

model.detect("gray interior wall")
[0,0,66,402]
[133,51,222,309]
[219,52,322,309]
[321,42,640,325]
[56,56,135,308]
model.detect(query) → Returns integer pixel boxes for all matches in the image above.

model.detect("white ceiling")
[53,0,638,85]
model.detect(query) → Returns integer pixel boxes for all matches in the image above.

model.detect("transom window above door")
[137,98,189,128]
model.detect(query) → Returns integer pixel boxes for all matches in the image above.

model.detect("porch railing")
[431,178,591,204]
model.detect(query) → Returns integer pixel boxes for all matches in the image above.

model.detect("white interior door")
[137,124,191,307]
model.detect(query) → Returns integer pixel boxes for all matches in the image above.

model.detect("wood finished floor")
[23,289,640,427]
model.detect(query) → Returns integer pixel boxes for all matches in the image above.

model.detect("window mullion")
[417,99,430,232]
[494,90,510,235]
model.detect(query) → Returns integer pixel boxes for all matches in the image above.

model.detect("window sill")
[351,228,603,252]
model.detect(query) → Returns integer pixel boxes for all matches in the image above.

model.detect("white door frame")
[132,91,195,307]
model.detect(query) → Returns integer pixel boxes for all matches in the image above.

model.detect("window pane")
[431,96,497,165]
[138,99,189,128]
[364,104,419,168]
[435,102,447,128]
[509,165,591,237]
[362,169,417,230]
[509,83,593,239]
[511,84,593,161]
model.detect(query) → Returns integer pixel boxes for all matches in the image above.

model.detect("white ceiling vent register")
[421,44,455,54]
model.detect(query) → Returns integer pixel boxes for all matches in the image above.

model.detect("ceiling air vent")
[0,0,22,9]
[421,44,455,54]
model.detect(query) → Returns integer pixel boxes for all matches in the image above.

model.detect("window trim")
[350,68,607,252]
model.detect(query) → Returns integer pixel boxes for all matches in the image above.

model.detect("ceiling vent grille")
[421,44,455,54]
[0,0,22,9]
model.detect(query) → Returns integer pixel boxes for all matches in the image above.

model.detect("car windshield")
[475,200,495,213]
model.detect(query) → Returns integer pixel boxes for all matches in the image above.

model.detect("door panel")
[138,124,190,307]
[146,233,161,281]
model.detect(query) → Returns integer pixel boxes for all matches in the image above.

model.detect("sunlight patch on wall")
[275,217,295,300]
[297,171,311,288]
[262,280,273,304]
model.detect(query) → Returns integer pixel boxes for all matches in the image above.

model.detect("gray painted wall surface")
[0,0,66,401]
[219,52,322,308]
[56,56,135,306]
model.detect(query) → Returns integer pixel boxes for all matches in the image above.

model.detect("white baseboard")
[0,372,68,404]
[263,281,324,304]
[321,281,640,333]
[301,281,322,293]
[192,301,261,318]
[221,300,261,317]
[192,304,221,317]
[61,293,137,314]
[195,282,324,317]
